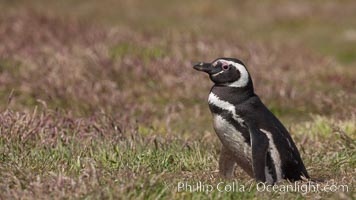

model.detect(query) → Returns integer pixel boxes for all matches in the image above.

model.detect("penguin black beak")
[193,62,213,73]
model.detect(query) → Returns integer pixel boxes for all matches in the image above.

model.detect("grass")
[0,1,355,199]
[110,42,166,64]
[0,110,354,199]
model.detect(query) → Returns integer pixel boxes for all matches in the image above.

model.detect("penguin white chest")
[213,115,252,160]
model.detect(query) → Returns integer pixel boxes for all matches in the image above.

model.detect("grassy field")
[0,0,355,199]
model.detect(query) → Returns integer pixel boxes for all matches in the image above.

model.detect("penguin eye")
[222,65,230,71]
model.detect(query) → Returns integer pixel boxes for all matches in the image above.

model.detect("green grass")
[110,42,166,64]
[0,111,354,199]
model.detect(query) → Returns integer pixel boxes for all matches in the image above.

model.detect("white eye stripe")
[211,70,224,77]
[216,59,249,88]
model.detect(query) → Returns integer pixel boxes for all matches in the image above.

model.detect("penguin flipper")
[248,125,269,182]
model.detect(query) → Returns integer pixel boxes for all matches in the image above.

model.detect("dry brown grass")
[1,11,354,120]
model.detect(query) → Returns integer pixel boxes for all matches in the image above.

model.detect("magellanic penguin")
[193,58,309,184]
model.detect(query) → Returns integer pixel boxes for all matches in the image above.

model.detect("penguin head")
[193,58,253,89]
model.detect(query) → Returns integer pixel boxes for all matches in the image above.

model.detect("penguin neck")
[210,85,255,105]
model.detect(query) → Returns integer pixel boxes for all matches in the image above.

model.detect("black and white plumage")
[193,58,309,184]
